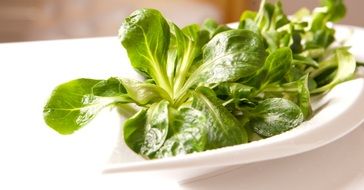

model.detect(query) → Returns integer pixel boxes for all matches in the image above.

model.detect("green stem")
[173,42,195,99]
[152,63,174,100]
[173,90,191,107]
[310,59,337,78]
[255,0,267,28]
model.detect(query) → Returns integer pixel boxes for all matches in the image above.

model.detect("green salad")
[44,0,360,159]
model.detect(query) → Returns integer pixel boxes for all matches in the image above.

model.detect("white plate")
[103,25,364,182]
[181,123,364,190]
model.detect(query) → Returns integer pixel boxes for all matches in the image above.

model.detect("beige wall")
[0,0,257,42]
[2,0,360,42]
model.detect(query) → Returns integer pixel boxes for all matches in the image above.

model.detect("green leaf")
[255,1,289,32]
[92,77,127,96]
[296,75,312,119]
[214,83,256,116]
[155,108,208,158]
[311,48,356,94]
[260,74,312,119]
[119,8,172,95]
[254,1,298,52]
[239,18,260,34]
[214,83,254,101]
[240,10,257,21]
[305,27,335,49]
[202,19,231,39]
[249,98,304,137]
[284,65,305,82]
[169,23,204,95]
[43,78,132,134]
[263,47,293,83]
[306,0,344,50]
[192,87,248,149]
[320,0,346,22]
[255,0,272,31]
[185,29,266,89]
[123,100,172,158]
[182,24,210,60]
[280,75,312,119]
[121,78,172,105]
[182,24,208,44]
[140,100,170,158]
[123,109,147,153]
[202,19,219,34]
[292,54,319,68]
[249,47,292,88]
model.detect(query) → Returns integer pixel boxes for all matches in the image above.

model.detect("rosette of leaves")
[43,0,358,159]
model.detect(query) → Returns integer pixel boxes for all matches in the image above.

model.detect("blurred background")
[0,0,363,43]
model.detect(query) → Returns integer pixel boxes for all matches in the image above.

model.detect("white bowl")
[103,25,364,182]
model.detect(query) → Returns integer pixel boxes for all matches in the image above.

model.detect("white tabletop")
[0,38,363,190]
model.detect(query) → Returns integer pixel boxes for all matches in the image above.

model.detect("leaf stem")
[173,42,195,97]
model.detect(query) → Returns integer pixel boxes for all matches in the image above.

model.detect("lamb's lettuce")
[119,9,173,97]
[248,98,304,137]
[43,0,360,159]
[43,78,132,134]
[192,87,248,149]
